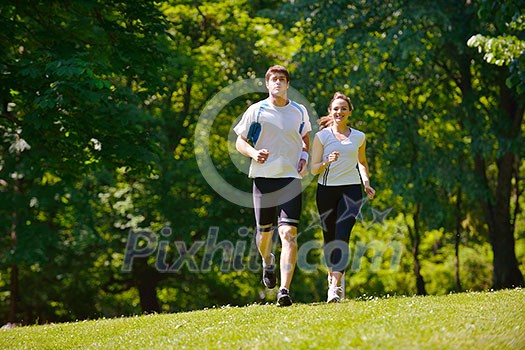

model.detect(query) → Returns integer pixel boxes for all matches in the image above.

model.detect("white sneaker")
[327,286,342,303]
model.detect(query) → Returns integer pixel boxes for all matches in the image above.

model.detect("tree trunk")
[137,272,161,314]
[490,151,524,289]
[133,259,161,314]
[8,264,18,324]
[413,242,426,296]
[8,206,18,323]
[454,188,462,293]
[488,77,524,289]
[404,206,427,296]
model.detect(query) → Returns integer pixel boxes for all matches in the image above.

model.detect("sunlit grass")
[1,288,523,349]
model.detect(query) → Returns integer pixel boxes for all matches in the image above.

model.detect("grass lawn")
[1,288,523,349]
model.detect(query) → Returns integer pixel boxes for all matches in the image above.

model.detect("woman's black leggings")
[316,184,363,273]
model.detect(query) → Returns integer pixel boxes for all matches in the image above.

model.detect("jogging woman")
[311,92,375,303]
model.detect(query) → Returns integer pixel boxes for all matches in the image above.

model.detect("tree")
[0,0,171,323]
[467,5,525,289]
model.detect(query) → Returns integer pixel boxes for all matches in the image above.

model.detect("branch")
[1,100,21,125]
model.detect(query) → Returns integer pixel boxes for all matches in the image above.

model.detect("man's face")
[266,73,289,97]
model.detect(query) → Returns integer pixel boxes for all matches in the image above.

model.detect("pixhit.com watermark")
[121,224,404,274]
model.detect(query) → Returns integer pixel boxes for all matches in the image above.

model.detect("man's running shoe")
[262,254,276,289]
[262,266,276,289]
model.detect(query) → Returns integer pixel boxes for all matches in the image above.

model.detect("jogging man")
[234,65,311,306]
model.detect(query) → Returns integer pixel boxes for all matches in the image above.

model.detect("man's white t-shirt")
[316,127,365,186]
[234,98,312,178]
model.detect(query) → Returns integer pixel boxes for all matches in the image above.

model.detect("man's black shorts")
[253,177,302,229]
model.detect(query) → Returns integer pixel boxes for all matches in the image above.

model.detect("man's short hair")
[265,65,290,82]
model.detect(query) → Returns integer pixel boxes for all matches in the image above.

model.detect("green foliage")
[468,13,525,94]
[468,33,525,66]
[0,0,172,323]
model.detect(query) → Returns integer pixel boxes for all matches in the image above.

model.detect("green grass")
[1,289,524,349]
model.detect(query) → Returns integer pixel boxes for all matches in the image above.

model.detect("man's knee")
[278,225,298,246]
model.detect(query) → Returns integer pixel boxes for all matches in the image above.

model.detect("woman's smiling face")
[330,98,351,124]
